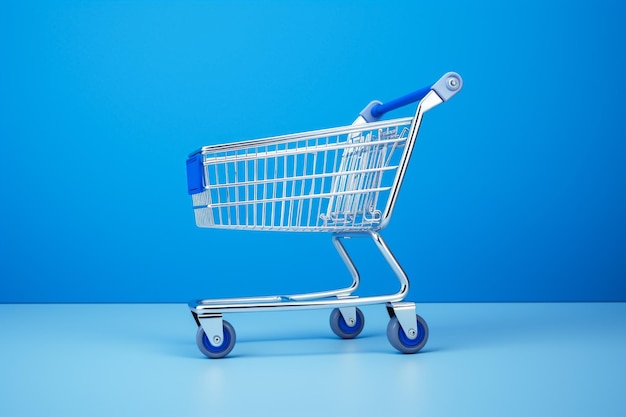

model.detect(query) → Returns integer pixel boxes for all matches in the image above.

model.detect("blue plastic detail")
[338,310,363,335]
[371,85,431,119]
[186,155,204,195]
[359,100,384,123]
[202,325,231,353]
[398,319,426,347]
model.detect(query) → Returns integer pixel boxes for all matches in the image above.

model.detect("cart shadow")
[166,331,445,360]
[158,304,605,359]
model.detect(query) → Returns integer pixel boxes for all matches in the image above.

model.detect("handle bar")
[359,72,463,122]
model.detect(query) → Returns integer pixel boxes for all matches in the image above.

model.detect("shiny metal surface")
[189,231,410,315]
[187,73,463,353]
[190,118,413,232]
[378,90,443,229]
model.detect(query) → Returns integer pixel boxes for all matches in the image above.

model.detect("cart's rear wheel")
[196,320,236,359]
[329,307,365,339]
[386,314,428,354]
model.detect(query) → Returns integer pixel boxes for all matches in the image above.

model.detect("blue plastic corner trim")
[359,100,383,122]
[186,155,204,195]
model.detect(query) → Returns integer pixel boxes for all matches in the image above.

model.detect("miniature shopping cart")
[186,72,463,358]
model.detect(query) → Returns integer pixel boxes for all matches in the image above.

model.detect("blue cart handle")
[359,72,463,122]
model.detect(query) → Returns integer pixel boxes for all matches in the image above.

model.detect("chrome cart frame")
[185,72,463,358]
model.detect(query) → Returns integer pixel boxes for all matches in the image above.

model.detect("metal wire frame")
[190,118,413,232]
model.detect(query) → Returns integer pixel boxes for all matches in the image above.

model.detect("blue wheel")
[329,307,365,339]
[386,314,428,354]
[196,320,236,359]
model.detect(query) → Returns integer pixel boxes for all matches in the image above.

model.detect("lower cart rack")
[186,72,463,358]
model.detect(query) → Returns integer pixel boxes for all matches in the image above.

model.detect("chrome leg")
[366,231,410,298]
[331,234,361,295]
[189,231,410,314]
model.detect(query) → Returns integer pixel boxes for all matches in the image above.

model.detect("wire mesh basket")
[187,118,413,231]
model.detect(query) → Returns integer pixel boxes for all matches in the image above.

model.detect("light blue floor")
[1,303,625,416]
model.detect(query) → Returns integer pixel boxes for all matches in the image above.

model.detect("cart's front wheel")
[387,314,428,354]
[196,320,236,359]
[329,307,365,339]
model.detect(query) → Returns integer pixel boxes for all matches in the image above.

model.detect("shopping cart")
[186,72,463,358]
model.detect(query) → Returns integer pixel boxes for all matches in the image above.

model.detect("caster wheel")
[387,314,428,354]
[196,320,236,359]
[329,307,365,339]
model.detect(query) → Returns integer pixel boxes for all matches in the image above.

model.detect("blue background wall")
[1,0,624,303]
